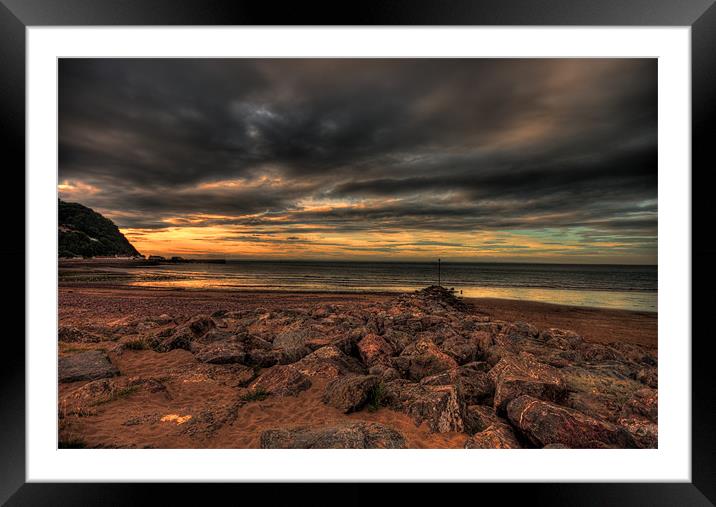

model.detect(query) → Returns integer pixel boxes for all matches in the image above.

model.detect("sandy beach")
[58,285,657,449]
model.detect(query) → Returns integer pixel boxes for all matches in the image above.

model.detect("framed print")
[2,0,714,504]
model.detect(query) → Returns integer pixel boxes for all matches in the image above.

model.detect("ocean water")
[125,261,657,312]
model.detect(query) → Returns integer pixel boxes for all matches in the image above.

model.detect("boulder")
[368,364,401,381]
[272,326,312,349]
[187,314,215,336]
[357,333,394,367]
[561,365,645,423]
[507,395,637,448]
[391,338,458,381]
[617,416,658,448]
[608,342,658,366]
[244,348,283,368]
[577,342,627,363]
[275,346,313,364]
[59,351,119,383]
[464,405,504,435]
[195,329,236,344]
[439,335,479,365]
[419,364,494,405]
[151,326,194,352]
[490,353,566,412]
[382,329,413,355]
[537,328,584,350]
[260,422,406,449]
[495,321,539,346]
[635,366,658,389]
[465,423,521,449]
[58,326,103,343]
[193,342,246,364]
[383,380,464,433]
[471,330,495,356]
[293,346,365,379]
[59,376,167,416]
[248,365,311,396]
[620,388,658,422]
[322,375,379,413]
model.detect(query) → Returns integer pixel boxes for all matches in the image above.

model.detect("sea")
[123,261,657,312]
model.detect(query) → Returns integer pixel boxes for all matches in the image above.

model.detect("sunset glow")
[59,59,656,263]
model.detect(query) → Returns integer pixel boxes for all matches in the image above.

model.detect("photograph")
[57,58,658,450]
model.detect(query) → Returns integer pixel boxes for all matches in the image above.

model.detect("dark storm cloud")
[58,58,657,260]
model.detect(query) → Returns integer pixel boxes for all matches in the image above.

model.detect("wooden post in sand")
[438,258,441,286]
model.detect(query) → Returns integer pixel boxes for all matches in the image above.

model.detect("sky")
[58,59,657,264]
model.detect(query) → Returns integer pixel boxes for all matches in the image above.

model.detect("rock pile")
[59,286,658,448]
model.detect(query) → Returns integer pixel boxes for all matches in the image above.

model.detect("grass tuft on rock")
[366,382,387,412]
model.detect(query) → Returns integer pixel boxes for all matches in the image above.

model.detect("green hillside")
[58,200,141,258]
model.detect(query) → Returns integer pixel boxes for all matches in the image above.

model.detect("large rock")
[187,314,216,336]
[383,380,464,433]
[322,375,379,413]
[490,353,566,412]
[420,364,494,405]
[244,348,284,368]
[616,387,658,448]
[621,388,658,422]
[293,345,365,379]
[150,326,194,352]
[357,333,394,367]
[260,422,406,449]
[439,334,479,365]
[59,351,119,383]
[272,325,312,349]
[507,395,637,448]
[58,326,103,343]
[193,341,246,364]
[464,405,505,435]
[617,416,658,448]
[561,365,645,423]
[465,423,521,449]
[538,328,584,350]
[391,338,458,381]
[248,365,311,396]
[495,321,539,347]
[59,376,167,416]
[634,366,658,389]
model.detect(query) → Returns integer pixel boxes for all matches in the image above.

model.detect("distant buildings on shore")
[60,254,225,264]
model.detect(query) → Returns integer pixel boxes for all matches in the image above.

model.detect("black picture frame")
[2,1,714,504]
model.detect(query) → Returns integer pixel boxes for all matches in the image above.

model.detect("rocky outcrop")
[391,337,458,381]
[193,342,246,364]
[62,286,657,448]
[322,375,379,413]
[357,333,394,367]
[383,380,464,433]
[58,326,104,343]
[490,353,566,413]
[59,351,119,383]
[293,345,365,379]
[465,423,521,449]
[507,395,636,448]
[248,365,311,396]
[464,405,505,435]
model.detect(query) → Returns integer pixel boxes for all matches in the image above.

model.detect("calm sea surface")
[123,261,657,312]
